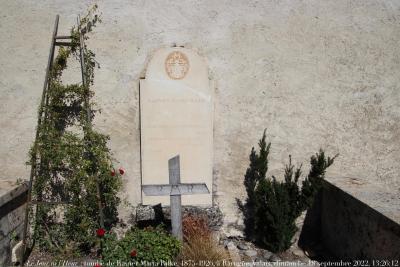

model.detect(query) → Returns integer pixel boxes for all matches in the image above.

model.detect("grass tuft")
[178,215,230,266]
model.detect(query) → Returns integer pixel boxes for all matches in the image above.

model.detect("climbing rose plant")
[28,6,122,255]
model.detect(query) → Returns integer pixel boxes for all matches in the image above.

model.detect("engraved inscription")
[148,98,206,103]
[165,51,190,80]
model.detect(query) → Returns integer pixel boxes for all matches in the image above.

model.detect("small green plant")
[102,226,181,266]
[238,130,337,252]
[10,230,19,242]
[15,178,24,186]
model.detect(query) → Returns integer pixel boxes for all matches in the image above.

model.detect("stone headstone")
[140,47,213,205]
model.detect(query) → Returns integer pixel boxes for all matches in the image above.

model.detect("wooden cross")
[142,155,210,240]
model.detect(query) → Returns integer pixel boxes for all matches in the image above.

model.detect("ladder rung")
[55,35,72,39]
[30,200,71,205]
[55,41,75,47]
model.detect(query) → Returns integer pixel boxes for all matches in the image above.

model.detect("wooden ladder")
[21,15,104,265]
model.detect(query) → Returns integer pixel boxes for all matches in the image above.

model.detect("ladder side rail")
[22,14,60,263]
[77,15,105,228]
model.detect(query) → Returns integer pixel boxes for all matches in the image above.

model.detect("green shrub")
[102,226,181,266]
[238,130,337,252]
[253,157,303,252]
[237,130,270,242]
[300,150,336,210]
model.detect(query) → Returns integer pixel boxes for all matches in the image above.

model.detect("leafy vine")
[29,6,122,255]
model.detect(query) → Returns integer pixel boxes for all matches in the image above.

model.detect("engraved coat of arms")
[165,51,190,80]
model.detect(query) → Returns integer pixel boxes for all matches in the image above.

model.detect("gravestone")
[140,47,213,205]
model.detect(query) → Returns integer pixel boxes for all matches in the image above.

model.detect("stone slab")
[140,47,213,206]
[0,180,28,208]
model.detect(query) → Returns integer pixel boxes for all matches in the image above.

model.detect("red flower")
[110,170,116,176]
[130,249,137,257]
[119,168,125,175]
[94,263,101,267]
[96,228,105,237]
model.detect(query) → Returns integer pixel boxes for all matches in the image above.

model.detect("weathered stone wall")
[1,0,399,233]
[321,183,400,260]
[0,181,28,266]
[299,178,400,260]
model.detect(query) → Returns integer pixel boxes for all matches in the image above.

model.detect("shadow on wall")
[298,180,400,260]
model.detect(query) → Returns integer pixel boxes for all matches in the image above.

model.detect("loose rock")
[244,249,258,257]
[292,248,305,257]
[136,205,155,221]
[263,250,273,260]
[269,255,281,262]
[226,241,236,250]
[237,243,250,250]
[226,243,241,262]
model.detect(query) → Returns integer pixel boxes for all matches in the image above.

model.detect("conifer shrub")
[237,130,337,252]
[237,132,270,242]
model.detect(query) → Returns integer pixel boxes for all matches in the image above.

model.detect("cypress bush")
[237,129,270,242]
[238,130,337,252]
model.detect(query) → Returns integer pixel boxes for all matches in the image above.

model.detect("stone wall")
[1,0,400,232]
[299,178,400,260]
[0,180,28,266]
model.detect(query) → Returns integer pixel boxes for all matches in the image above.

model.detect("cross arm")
[142,183,209,196]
